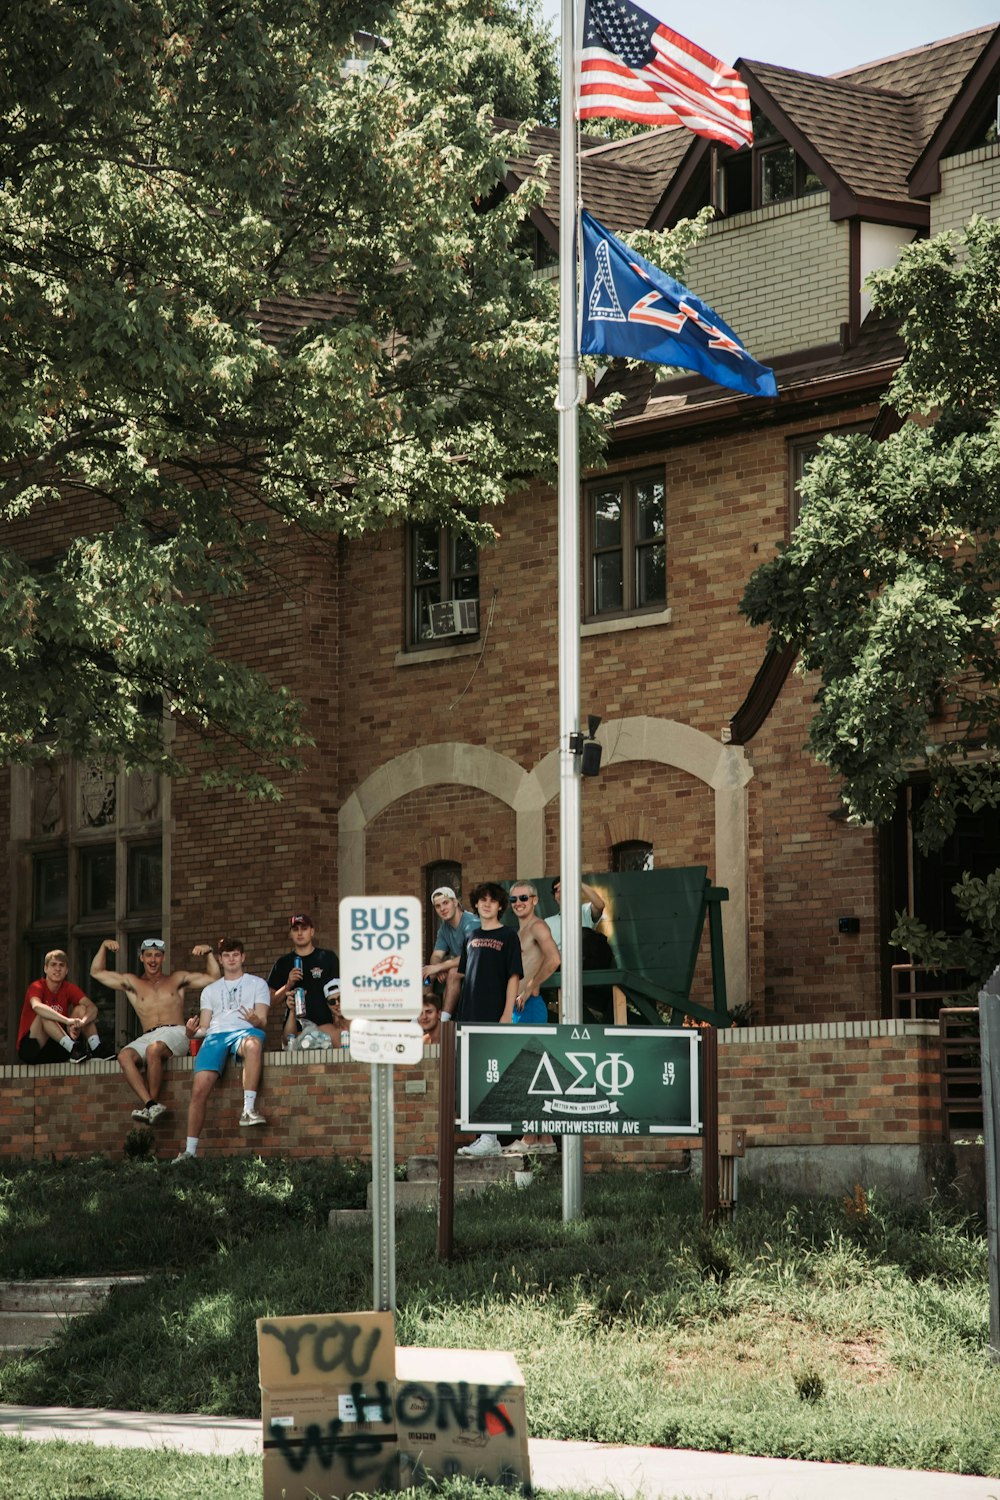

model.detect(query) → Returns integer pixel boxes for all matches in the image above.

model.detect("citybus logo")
[352,952,408,990]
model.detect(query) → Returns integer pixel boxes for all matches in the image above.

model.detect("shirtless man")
[505,881,561,1154]
[91,938,220,1124]
[509,882,561,1023]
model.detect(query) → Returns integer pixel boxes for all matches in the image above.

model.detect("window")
[718,112,823,217]
[788,426,868,531]
[14,759,164,1053]
[585,470,665,621]
[407,521,479,647]
[612,840,654,872]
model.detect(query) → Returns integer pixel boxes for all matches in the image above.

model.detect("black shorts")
[18,1035,70,1065]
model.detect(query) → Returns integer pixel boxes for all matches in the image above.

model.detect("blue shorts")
[194,1028,265,1074]
[513,996,548,1025]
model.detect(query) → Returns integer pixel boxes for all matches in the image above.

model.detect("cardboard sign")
[395,1345,530,1492]
[258,1312,531,1500]
[259,1312,397,1500]
[338,897,423,1019]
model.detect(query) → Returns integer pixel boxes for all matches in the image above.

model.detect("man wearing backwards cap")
[422,886,480,1021]
[268,913,341,1046]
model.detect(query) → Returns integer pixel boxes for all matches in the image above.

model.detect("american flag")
[578,0,753,150]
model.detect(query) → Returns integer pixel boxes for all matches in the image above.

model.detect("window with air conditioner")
[407,519,480,647]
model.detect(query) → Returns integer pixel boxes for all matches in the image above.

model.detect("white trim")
[582,607,671,638]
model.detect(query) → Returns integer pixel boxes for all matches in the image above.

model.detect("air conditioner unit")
[427,598,479,638]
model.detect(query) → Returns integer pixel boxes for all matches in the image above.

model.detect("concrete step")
[0,1311,70,1348]
[0,1276,146,1315]
[366,1177,506,1211]
[0,1276,148,1358]
[405,1153,530,1182]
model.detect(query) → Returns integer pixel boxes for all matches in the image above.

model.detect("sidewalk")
[1,1403,998,1500]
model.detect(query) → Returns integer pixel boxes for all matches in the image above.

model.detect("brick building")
[5,23,1000,1063]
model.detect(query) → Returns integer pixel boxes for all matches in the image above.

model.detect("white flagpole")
[558,0,583,1222]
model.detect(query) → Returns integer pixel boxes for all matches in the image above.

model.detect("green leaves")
[0,0,598,792]
[742,217,1000,844]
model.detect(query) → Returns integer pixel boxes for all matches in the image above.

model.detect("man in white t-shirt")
[170,938,270,1163]
[543,878,606,950]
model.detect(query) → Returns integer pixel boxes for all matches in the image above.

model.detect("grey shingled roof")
[743,25,997,206]
[604,314,904,432]
[834,24,995,148]
[744,61,922,205]
[505,122,665,232]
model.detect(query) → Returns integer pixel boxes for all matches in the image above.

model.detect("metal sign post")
[339,896,423,1313]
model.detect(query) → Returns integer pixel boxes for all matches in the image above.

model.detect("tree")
[741,215,1000,978]
[0,0,598,796]
[455,0,560,124]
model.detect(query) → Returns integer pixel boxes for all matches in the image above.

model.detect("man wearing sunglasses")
[508,883,561,1026]
[91,937,220,1124]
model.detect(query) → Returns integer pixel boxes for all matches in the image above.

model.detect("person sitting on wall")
[504,880,560,1155]
[418,991,443,1046]
[268,913,341,1048]
[454,882,523,1159]
[90,937,221,1124]
[424,886,480,1022]
[543,878,606,950]
[16,950,107,1065]
[170,938,270,1163]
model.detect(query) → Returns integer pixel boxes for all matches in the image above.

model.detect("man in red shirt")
[17,950,103,1064]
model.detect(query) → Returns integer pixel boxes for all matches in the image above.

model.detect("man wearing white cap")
[422,886,479,1021]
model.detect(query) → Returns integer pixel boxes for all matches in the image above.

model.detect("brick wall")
[932,143,1000,235]
[0,1022,943,1166]
[684,195,848,359]
[336,404,884,1027]
[366,786,516,904]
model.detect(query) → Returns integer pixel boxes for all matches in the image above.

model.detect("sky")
[538,0,999,75]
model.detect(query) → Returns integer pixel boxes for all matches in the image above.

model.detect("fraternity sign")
[459,1024,701,1137]
[338,897,423,1020]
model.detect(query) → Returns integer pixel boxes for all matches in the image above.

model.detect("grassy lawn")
[0,1444,569,1500]
[0,1435,261,1500]
[0,1156,996,1475]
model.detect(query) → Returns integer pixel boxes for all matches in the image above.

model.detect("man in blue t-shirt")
[422,886,479,1019]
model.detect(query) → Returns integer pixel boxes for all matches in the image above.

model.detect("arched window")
[612,840,653,873]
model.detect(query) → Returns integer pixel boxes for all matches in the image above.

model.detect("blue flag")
[579,210,777,399]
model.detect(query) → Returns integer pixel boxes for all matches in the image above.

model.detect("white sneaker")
[457,1135,501,1158]
[131,1106,151,1123]
[239,1109,267,1127]
[146,1102,167,1124]
[502,1138,530,1156]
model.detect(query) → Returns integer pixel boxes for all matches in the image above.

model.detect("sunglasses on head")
[140,939,166,951]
